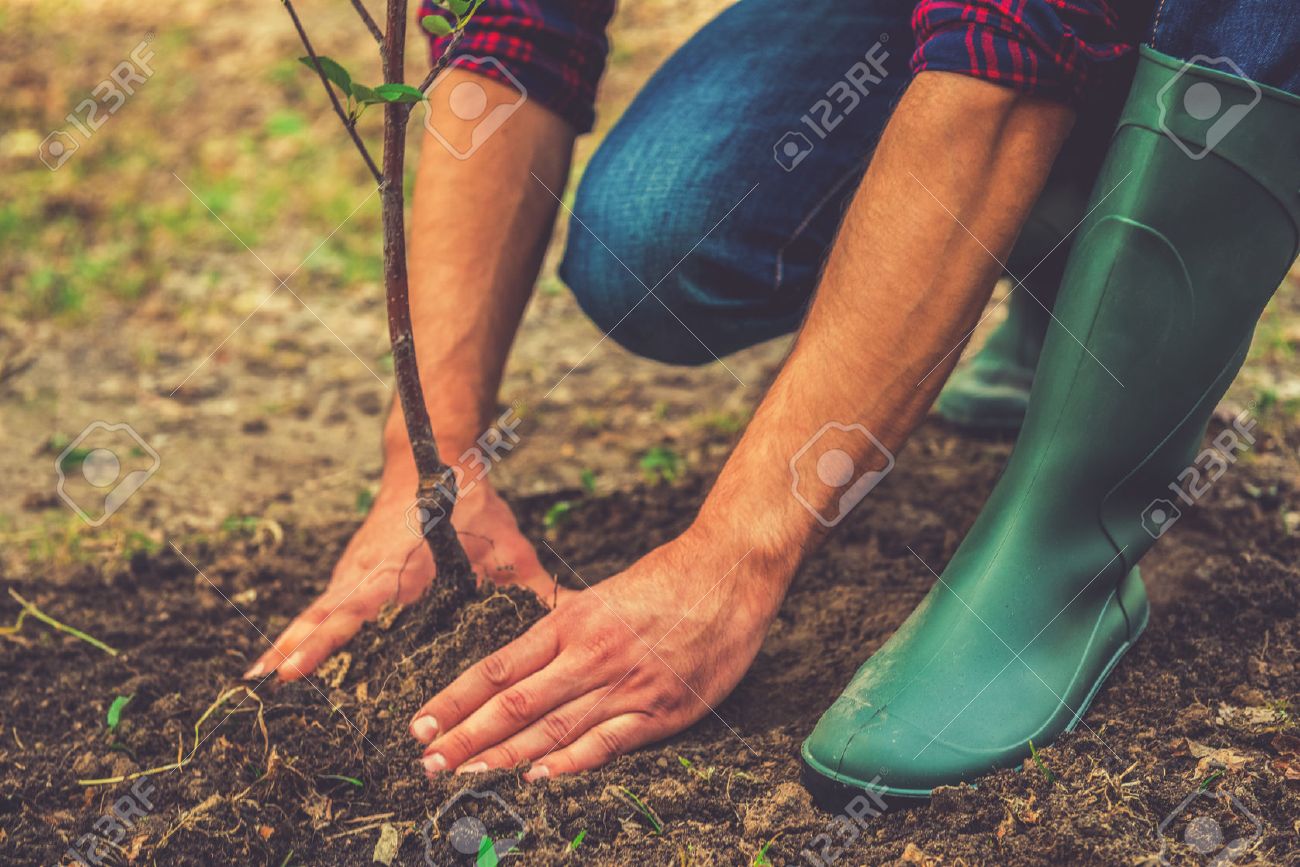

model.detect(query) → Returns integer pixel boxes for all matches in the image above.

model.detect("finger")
[522,714,659,780]
[247,600,362,681]
[409,620,559,747]
[418,660,592,775]
[459,687,622,773]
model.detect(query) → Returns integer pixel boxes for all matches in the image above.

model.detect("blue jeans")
[560,0,1299,366]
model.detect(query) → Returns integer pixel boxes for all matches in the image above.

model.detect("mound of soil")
[2,421,1298,865]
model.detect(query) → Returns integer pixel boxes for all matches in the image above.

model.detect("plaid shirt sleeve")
[910,0,1134,103]
[418,0,616,134]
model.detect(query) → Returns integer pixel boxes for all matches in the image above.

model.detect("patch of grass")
[220,515,266,536]
[752,836,778,866]
[639,445,681,485]
[693,410,744,435]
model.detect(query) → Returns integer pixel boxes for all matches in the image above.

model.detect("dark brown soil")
[3,419,1299,866]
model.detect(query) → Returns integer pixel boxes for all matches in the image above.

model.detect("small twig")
[2,588,118,656]
[415,27,467,94]
[281,0,383,184]
[345,812,396,824]
[350,0,384,44]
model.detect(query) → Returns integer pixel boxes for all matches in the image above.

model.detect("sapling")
[280,0,485,586]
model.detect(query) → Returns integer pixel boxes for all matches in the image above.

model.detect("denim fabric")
[1148,0,1300,94]
[559,0,1297,365]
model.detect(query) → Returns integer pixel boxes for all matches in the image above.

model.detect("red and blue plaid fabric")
[418,0,615,133]
[417,0,1132,133]
[910,0,1132,103]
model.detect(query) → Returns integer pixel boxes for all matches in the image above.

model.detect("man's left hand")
[408,529,783,778]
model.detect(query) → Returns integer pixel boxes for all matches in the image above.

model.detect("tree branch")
[282,0,383,185]
[415,27,467,94]
[350,0,385,44]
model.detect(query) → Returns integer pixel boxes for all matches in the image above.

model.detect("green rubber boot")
[802,48,1300,806]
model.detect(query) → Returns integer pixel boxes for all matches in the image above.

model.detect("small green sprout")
[752,837,778,866]
[106,695,133,733]
[543,500,574,529]
[318,774,364,788]
[1028,739,1057,785]
[619,786,664,835]
[1200,769,1224,791]
[579,468,597,495]
[569,829,587,851]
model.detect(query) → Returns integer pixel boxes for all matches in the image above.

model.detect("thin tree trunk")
[380,0,472,584]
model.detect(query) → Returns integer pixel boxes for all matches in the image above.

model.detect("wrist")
[680,508,803,608]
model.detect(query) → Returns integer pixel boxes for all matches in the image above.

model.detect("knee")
[559,147,727,367]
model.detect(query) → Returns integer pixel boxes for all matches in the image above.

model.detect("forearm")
[695,73,1076,596]
[383,73,576,465]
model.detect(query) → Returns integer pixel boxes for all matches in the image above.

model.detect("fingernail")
[457,761,488,775]
[524,765,549,782]
[283,652,305,676]
[410,716,439,743]
[242,662,265,680]
[422,753,447,776]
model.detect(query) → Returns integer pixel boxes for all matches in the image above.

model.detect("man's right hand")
[245,453,567,682]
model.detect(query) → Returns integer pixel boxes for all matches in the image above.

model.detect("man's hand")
[407,530,784,778]
[247,455,565,682]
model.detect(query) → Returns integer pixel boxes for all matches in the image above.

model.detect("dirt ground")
[3,0,1300,865]
[4,417,1300,865]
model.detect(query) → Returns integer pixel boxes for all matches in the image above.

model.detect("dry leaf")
[1215,703,1285,731]
[372,822,401,865]
[1172,737,1253,777]
[1270,733,1300,782]
[902,842,941,866]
